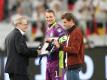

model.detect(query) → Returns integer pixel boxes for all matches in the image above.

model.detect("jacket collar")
[16,28,25,35]
[15,28,24,36]
[67,25,76,34]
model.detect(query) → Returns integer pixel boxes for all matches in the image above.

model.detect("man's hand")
[45,38,52,43]
[37,49,41,55]
[54,40,60,48]
[45,37,58,43]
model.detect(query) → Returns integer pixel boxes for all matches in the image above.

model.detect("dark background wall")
[0,47,107,80]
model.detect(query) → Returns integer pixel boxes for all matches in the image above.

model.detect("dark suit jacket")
[5,28,38,75]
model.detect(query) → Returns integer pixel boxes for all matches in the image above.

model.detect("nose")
[47,18,50,21]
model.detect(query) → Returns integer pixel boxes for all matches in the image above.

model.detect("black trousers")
[9,73,29,80]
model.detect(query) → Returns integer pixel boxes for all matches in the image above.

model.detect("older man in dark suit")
[5,14,38,80]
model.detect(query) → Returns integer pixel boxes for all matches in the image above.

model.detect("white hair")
[11,14,28,25]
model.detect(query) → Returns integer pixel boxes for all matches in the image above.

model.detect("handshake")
[37,38,60,55]
[37,35,68,55]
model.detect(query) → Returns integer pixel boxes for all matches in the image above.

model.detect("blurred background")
[0,0,107,80]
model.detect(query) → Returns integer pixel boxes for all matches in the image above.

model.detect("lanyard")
[65,35,70,68]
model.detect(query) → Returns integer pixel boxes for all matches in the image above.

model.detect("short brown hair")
[45,9,55,15]
[61,12,75,22]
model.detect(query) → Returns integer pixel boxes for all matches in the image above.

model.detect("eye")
[64,22,66,23]
[46,17,48,19]
[49,16,53,18]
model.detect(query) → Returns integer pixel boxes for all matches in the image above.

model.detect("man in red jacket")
[54,12,84,80]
